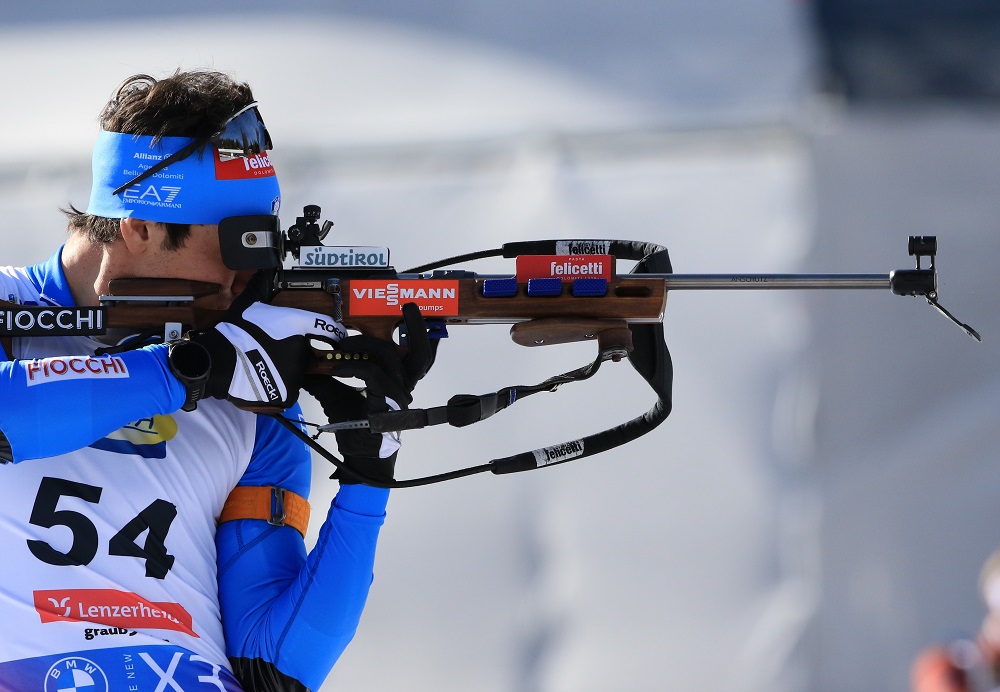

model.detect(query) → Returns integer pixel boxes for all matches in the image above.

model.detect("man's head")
[99,71,254,142]
[66,70,279,248]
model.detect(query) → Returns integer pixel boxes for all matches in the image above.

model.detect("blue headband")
[86,130,281,225]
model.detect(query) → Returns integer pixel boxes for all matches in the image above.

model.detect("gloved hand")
[304,302,436,485]
[180,272,346,412]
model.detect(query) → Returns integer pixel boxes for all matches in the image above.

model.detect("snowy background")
[0,3,997,691]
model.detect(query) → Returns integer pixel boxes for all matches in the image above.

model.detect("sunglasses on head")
[111,102,272,196]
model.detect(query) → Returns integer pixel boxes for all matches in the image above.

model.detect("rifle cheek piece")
[168,339,212,412]
[218,214,281,270]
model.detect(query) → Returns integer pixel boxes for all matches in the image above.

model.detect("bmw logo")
[44,656,109,692]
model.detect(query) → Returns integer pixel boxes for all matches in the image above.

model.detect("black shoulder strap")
[274,239,675,488]
[1,336,12,360]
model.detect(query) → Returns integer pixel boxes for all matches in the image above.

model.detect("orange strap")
[219,486,311,538]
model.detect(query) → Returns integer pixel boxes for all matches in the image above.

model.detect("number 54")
[27,476,177,579]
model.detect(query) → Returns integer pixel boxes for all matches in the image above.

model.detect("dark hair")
[63,70,256,247]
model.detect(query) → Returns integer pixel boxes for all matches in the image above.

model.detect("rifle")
[0,205,980,486]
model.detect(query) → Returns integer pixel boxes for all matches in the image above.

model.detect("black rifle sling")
[488,241,673,475]
[274,240,674,487]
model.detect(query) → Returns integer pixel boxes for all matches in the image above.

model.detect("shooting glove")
[182,272,346,412]
[304,302,436,485]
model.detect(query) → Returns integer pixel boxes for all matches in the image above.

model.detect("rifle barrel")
[451,272,894,290]
[659,273,890,290]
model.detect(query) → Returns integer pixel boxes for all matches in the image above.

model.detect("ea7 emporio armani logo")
[122,184,181,204]
[45,656,109,692]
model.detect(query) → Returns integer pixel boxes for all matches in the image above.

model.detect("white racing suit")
[0,249,388,691]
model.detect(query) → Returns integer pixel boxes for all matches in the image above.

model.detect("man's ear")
[120,217,157,255]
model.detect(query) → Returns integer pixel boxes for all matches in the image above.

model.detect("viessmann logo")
[33,588,197,638]
[349,280,460,315]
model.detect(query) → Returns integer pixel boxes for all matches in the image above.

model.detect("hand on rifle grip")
[183,272,347,412]
[303,303,438,485]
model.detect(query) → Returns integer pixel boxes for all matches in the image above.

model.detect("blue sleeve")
[217,411,390,690]
[0,344,187,461]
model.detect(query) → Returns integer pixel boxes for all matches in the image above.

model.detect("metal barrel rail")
[662,273,890,290]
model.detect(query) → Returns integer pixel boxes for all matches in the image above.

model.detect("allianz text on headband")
[112,102,272,195]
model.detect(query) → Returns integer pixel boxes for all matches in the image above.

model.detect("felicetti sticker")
[348,280,460,315]
[516,255,614,282]
[214,148,275,180]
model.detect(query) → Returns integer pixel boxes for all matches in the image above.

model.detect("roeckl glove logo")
[313,317,347,339]
[247,349,280,402]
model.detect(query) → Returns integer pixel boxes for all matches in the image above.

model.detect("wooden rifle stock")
[99,274,668,373]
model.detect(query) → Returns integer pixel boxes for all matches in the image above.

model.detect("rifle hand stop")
[509,318,633,361]
[890,236,981,342]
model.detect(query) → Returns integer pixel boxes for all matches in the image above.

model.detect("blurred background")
[1,2,997,690]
